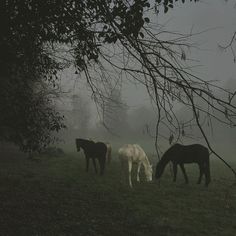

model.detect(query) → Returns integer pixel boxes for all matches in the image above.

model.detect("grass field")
[0,151,235,236]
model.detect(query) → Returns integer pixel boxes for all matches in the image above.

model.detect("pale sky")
[59,0,236,125]
[118,0,236,108]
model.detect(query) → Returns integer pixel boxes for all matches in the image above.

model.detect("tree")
[70,94,90,136]
[1,0,155,151]
[103,88,129,136]
[1,0,236,176]
[0,43,65,152]
[128,106,156,136]
[219,31,236,63]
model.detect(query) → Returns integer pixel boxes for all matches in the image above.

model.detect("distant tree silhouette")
[70,94,90,136]
[103,88,128,136]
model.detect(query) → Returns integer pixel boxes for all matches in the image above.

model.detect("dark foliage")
[0,0,153,152]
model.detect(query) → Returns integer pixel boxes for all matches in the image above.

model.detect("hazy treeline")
[55,78,236,161]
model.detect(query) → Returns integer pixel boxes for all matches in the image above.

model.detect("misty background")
[52,0,236,160]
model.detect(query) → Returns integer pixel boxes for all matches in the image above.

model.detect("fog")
[56,0,236,160]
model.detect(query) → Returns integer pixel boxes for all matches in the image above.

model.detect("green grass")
[0,152,235,236]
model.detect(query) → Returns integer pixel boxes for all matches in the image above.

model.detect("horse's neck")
[159,156,170,170]
[80,141,90,151]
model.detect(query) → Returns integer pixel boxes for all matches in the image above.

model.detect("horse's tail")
[106,144,112,164]
[205,155,211,186]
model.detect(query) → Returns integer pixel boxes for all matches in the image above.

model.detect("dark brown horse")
[75,138,107,175]
[155,144,211,186]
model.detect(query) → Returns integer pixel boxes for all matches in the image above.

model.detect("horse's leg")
[120,158,125,179]
[128,161,133,188]
[137,162,141,182]
[173,163,177,182]
[92,158,98,174]
[180,164,188,184]
[204,159,211,187]
[99,156,106,176]
[197,163,203,184]
[86,157,89,172]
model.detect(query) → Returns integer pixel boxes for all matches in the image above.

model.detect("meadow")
[0,150,235,236]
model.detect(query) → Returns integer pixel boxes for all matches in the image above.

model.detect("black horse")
[155,143,211,186]
[75,138,107,175]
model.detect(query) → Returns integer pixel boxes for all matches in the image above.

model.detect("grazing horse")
[118,144,153,188]
[155,143,211,186]
[75,138,107,175]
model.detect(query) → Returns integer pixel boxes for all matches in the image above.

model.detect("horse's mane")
[161,145,176,162]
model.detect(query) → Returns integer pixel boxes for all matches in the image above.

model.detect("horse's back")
[118,144,133,158]
[133,144,147,158]
[79,139,107,157]
[180,144,208,156]
[118,144,147,162]
[171,143,209,163]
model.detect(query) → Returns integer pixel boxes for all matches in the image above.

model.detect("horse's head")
[146,164,153,182]
[75,139,80,152]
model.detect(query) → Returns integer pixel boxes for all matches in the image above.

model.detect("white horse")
[118,144,153,188]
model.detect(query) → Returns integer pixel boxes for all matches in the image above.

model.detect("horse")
[118,144,153,188]
[75,138,107,175]
[155,143,211,186]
